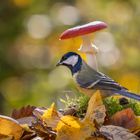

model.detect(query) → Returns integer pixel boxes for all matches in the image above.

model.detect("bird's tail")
[112,90,140,101]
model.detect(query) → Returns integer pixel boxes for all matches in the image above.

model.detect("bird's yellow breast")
[77,86,95,97]
[77,86,114,98]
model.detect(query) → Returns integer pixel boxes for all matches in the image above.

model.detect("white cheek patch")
[63,55,78,66]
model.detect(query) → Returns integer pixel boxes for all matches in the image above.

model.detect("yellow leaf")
[135,116,140,126]
[85,91,106,124]
[130,116,140,134]
[56,115,95,140]
[0,115,23,140]
[41,103,61,129]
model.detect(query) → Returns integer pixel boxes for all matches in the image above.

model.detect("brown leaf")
[33,107,47,120]
[131,127,140,138]
[31,120,56,140]
[19,117,37,127]
[111,108,137,129]
[86,137,105,140]
[0,115,23,140]
[11,105,36,119]
[100,125,140,140]
[21,131,36,140]
[63,108,77,116]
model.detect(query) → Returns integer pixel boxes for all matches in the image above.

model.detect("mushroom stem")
[78,35,99,70]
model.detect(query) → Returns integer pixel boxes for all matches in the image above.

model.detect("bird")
[56,52,140,101]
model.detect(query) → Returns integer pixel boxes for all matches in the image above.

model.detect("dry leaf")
[63,108,77,116]
[100,125,140,140]
[0,115,23,140]
[0,133,14,140]
[33,107,46,120]
[130,126,140,137]
[17,116,36,126]
[86,137,105,140]
[41,103,61,129]
[85,90,106,125]
[11,105,36,119]
[21,131,36,140]
[136,116,140,127]
[111,108,137,129]
[56,115,95,140]
[31,120,56,140]
[130,116,140,137]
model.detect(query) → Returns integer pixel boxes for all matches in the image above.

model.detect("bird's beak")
[56,61,62,66]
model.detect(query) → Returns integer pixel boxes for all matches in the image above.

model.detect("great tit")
[56,52,140,101]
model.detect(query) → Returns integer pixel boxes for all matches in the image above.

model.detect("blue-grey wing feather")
[75,61,127,91]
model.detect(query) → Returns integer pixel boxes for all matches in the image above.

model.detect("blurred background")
[0,0,140,114]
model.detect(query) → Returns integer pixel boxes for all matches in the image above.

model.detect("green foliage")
[103,97,123,116]
[104,97,140,116]
[76,95,90,117]
[60,95,90,118]
[61,95,140,117]
[60,95,78,109]
[125,99,140,116]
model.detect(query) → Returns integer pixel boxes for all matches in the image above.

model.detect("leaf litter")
[0,91,140,139]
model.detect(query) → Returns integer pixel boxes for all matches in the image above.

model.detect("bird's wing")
[75,61,127,91]
[93,72,127,91]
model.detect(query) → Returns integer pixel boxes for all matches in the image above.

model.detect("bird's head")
[56,52,82,74]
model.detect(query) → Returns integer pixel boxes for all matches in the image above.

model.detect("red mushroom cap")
[60,21,107,40]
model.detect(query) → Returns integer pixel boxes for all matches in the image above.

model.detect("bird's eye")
[62,56,67,60]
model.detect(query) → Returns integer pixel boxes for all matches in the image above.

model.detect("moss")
[103,97,123,116]
[104,97,140,116]
[60,95,89,118]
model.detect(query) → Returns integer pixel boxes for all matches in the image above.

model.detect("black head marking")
[57,52,82,74]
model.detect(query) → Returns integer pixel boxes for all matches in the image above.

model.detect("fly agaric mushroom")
[60,21,107,70]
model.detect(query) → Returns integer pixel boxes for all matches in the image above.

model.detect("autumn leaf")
[11,105,36,119]
[11,105,36,126]
[130,126,140,137]
[0,133,14,140]
[86,137,105,140]
[56,115,95,140]
[100,125,140,140]
[111,108,137,129]
[33,107,46,120]
[85,90,106,125]
[41,103,61,129]
[135,116,140,127]
[0,115,23,140]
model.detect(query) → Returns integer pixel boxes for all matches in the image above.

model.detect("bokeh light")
[27,14,52,39]
[57,5,80,25]
[95,32,121,67]
[17,44,51,69]
[13,0,31,7]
